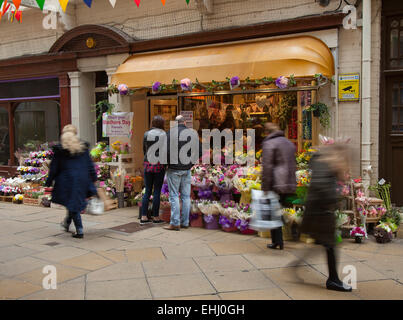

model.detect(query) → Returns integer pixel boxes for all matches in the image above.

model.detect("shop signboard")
[102,112,133,138]
[180,111,193,128]
[338,73,360,101]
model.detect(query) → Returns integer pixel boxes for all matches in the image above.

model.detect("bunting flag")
[186,0,190,4]
[12,0,21,10]
[0,0,4,10]
[134,0,140,7]
[161,0,165,5]
[83,0,92,8]
[1,0,10,17]
[109,0,116,8]
[35,0,45,10]
[59,0,68,12]
[10,10,21,22]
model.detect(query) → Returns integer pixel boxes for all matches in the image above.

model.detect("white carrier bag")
[86,197,105,215]
[249,189,283,231]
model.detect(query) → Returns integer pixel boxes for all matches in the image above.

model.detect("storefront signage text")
[102,112,133,138]
[338,73,360,101]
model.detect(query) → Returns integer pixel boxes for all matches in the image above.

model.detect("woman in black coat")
[299,143,352,292]
[46,127,97,238]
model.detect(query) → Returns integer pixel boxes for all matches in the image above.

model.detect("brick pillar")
[59,73,71,130]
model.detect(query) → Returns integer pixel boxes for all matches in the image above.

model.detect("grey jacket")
[261,131,297,194]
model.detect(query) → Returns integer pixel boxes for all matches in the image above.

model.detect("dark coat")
[45,143,97,213]
[261,131,297,194]
[167,124,201,171]
[299,153,338,247]
[143,127,167,163]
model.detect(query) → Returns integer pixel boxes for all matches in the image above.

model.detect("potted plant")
[307,102,330,128]
[350,226,366,243]
[374,222,394,243]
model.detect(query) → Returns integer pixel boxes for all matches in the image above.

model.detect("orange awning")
[111,35,335,88]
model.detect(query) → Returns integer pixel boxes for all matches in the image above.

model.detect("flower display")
[282,208,303,225]
[350,226,366,237]
[118,84,129,95]
[275,76,289,89]
[219,215,236,228]
[197,200,221,215]
[180,78,192,91]
[296,169,311,187]
[296,144,317,169]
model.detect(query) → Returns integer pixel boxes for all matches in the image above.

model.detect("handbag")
[249,189,283,231]
[87,197,105,215]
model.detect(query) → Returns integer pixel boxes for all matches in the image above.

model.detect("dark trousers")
[64,211,83,234]
[141,170,165,218]
[326,246,339,281]
[270,193,292,245]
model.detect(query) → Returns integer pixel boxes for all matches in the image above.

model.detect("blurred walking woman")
[300,141,352,292]
[140,115,167,225]
[46,125,97,238]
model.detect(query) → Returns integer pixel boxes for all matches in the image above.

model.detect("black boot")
[326,279,352,292]
[267,243,284,250]
[72,233,84,239]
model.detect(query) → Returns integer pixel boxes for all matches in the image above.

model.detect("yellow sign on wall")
[338,73,360,101]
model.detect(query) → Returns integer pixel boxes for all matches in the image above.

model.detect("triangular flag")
[2,1,10,16]
[0,0,4,9]
[161,0,165,5]
[35,0,45,10]
[109,0,116,7]
[134,0,140,7]
[186,0,190,4]
[83,0,91,8]
[59,0,68,12]
[12,0,21,10]
[15,10,21,22]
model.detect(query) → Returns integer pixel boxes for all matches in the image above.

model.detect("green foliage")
[369,181,392,211]
[93,100,115,123]
[307,102,330,128]
[380,207,401,227]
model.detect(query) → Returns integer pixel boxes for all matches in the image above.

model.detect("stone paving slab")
[0,256,49,277]
[86,278,152,300]
[162,243,216,259]
[32,246,90,263]
[0,279,42,299]
[194,255,255,273]
[219,288,291,300]
[208,240,263,255]
[22,278,86,300]
[86,262,145,282]
[59,252,114,271]
[143,258,201,277]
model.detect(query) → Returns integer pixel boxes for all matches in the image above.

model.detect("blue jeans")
[64,211,83,234]
[141,169,165,218]
[166,169,191,227]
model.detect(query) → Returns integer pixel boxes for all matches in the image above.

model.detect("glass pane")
[302,110,312,140]
[0,108,10,165]
[391,20,399,28]
[393,89,399,105]
[391,29,399,58]
[393,108,398,124]
[0,78,59,100]
[390,60,398,67]
[400,31,403,56]
[14,101,60,151]
[288,109,298,140]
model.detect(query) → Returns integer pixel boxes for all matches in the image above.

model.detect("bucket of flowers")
[13,194,23,204]
[282,208,304,241]
[159,193,171,223]
[218,200,238,232]
[374,222,395,243]
[198,200,221,230]
[350,226,366,243]
[190,200,203,228]
[235,203,256,235]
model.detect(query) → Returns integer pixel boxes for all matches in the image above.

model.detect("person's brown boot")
[164,224,180,231]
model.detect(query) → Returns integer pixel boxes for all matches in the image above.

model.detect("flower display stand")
[0,196,13,202]
[203,215,220,230]
[160,207,171,223]
[258,231,271,238]
[240,228,257,235]
[97,188,118,211]
[190,213,204,228]
[23,197,43,207]
[239,191,251,205]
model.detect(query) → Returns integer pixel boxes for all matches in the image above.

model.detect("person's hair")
[62,124,78,135]
[264,122,280,134]
[318,143,351,181]
[175,115,185,124]
[61,131,85,155]
[151,115,165,130]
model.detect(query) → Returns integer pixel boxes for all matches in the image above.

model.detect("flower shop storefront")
[107,35,348,237]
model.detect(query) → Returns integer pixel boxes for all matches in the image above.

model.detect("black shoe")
[180,225,189,229]
[153,219,165,224]
[60,222,69,232]
[267,243,284,250]
[140,219,152,225]
[326,279,352,292]
[72,233,84,239]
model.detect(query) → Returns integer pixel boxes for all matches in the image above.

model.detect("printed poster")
[102,112,133,138]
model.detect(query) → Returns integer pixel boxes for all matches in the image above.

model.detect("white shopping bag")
[249,189,283,231]
[86,197,105,215]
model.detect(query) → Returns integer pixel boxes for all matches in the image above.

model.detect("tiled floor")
[0,202,402,300]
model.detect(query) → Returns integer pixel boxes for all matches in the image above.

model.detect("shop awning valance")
[111,35,335,88]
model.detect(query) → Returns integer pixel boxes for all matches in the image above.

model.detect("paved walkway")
[0,202,402,300]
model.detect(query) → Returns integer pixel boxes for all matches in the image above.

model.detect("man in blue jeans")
[164,115,200,231]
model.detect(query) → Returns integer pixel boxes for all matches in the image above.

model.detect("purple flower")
[180,78,192,91]
[152,82,161,94]
[275,76,289,89]
[161,183,169,195]
[118,84,129,95]
[229,76,240,90]
[204,214,215,224]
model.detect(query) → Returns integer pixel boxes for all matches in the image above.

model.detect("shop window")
[387,16,403,69]
[0,78,59,100]
[179,87,318,152]
[14,101,60,151]
[0,107,9,165]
